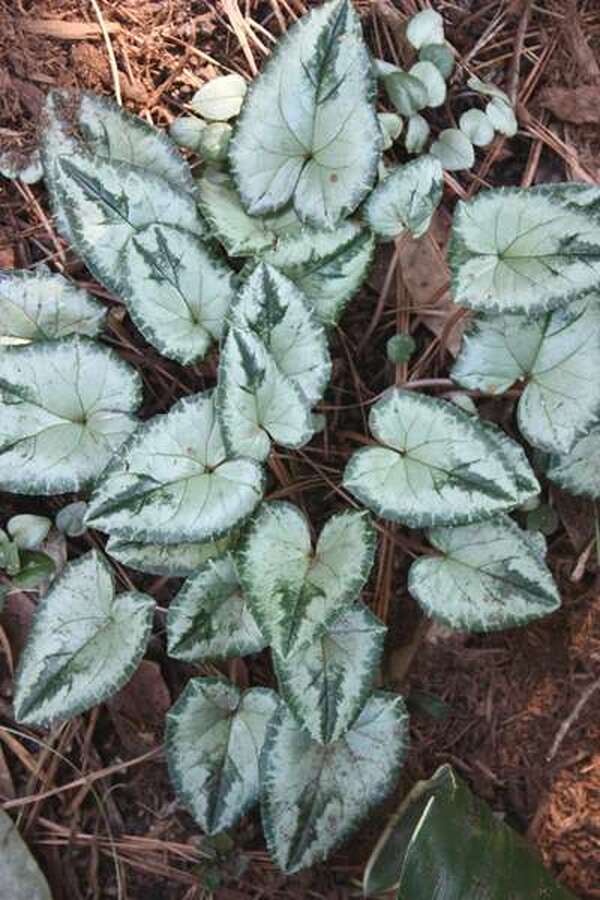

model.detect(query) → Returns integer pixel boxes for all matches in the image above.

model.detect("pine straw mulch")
[1,1,599,898]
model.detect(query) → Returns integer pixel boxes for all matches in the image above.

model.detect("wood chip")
[20,19,121,41]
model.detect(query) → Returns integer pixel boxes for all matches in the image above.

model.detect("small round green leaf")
[409,61,447,108]
[379,113,403,150]
[486,98,518,137]
[364,156,443,240]
[190,74,247,122]
[382,69,428,117]
[468,75,511,105]
[406,9,444,49]
[387,333,416,364]
[7,515,52,550]
[199,122,232,162]
[430,129,475,171]
[0,337,141,495]
[11,551,56,590]
[404,113,430,154]
[166,678,278,834]
[343,389,539,528]
[13,550,154,726]
[169,115,207,151]
[260,692,409,873]
[408,515,560,631]
[167,555,267,661]
[419,43,455,79]
[55,502,88,537]
[86,392,264,545]
[459,108,495,147]
[235,502,376,659]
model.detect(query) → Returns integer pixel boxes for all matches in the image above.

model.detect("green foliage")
[1,1,591,888]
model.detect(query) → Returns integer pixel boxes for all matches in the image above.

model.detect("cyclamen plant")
[1,0,598,882]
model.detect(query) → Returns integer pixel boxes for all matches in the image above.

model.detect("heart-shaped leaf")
[459,109,495,146]
[405,114,430,153]
[343,389,539,527]
[547,425,600,498]
[43,89,193,192]
[379,113,403,150]
[419,44,455,79]
[217,264,331,460]
[229,0,381,229]
[106,534,232,577]
[166,677,278,834]
[408,515,560,632]
[123,225,236,365]
[406,9,445,49]
[7,515,51,550]
[235,502,375,658]
[430,129,474,170]
[167,555,267,661]
[256,223,374,324]
[449,183,600,314]
[452,300,600,452]
[381,67,428,117]
[0,266,105,345]
[13,550,154,726]
[190,74,247,121]
[43,142,223,364]
[260,692,409,873]
[196,170,302,258]
[0,808,53,900]
[364,157,443,240]
[410,61,447,108]
[486,98,518,137]
[0,336,141,495]
[86,392,264,544]
[272,602,385,743]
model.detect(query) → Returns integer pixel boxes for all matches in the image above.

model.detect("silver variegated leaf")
[272,602,385,743]
[43,88,193,192]
[449,184,600,314]
[86,391,264,544]
[123,225,236,365]
[364,157,443,240]
[452,300,600,453]
[343,389,539,527]
[547,425,600,498]
[229,0,382,229]
[217,264,331,460]
[0,266,105,345]
[196,169,302,257]
[260,692,409,873]
[408,515,560,631]
[0,808,53,900]
[167,554,267,660]
[0,336,141,495]
[13,550,154,726]
[235,502,376,658]
[44,142,223,364]
[106,534,232,578]
[166,678,278,834]
[257,222,375,324]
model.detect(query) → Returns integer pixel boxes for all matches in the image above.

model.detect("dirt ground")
[0,0,599,898]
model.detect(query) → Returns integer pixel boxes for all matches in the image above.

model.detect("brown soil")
[1,1,599,898]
